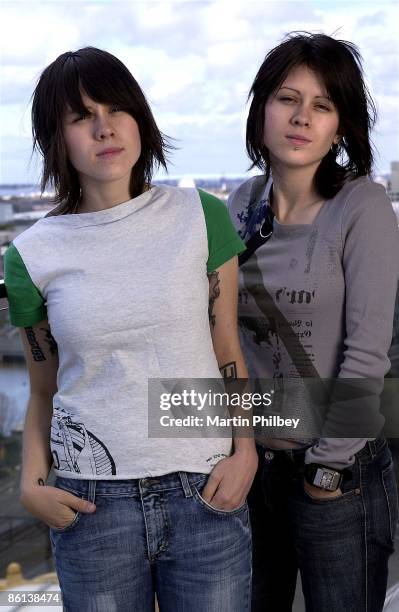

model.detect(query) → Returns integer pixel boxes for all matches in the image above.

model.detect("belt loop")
[88,480,96,504]
[178,472,193,498]
[286,450,294,462]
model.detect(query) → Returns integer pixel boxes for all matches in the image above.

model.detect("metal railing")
[0,517,48,553]
[0,279,7,306]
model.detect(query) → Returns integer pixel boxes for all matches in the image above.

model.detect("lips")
[96,147,124,157]
[286,135,311,146]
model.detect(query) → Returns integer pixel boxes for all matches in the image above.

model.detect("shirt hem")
[53,465,216,480]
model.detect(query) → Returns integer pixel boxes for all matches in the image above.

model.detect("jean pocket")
[193,483,247,516]
[301,482,361,505]
[381,460,399,544]
[51,510,82,533]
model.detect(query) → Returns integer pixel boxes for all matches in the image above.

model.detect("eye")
[278,96,296,103]
[72,111,92,122]
[315,103,331,112]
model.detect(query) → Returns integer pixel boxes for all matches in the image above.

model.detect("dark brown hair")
[31,46,171,213]
[246,32,377,198]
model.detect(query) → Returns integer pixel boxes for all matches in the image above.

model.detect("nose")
[93,113,115,140]
[291,104,310,128]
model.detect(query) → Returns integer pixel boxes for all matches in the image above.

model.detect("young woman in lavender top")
[228,32,399,612]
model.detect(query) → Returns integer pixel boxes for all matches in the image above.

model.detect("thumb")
[201,473,221,503]
[63,492,96,513]
[78,499,97,513]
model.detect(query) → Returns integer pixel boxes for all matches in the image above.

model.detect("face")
[63,92,141,194]
[263,65,340,173]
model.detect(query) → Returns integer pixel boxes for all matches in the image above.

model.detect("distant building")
[13,210,48,222]
[388,161,399,202]
[390,161,399,191]
[374,175,388,189]
[177,177,196,188]
[0,204,13,224]
[0,325,24,362]
[0,233,13,248]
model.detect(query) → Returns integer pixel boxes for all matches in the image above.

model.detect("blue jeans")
[50,471,252,612]
[248,437,398,612]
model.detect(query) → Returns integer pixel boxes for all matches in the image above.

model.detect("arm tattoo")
[220,361,238,380]
[38,478,45,486]
[40,327,58,355]
[208,271,221,328]
[25,327,46,362]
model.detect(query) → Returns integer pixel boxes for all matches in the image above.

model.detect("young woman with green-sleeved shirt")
[4,47,257,612]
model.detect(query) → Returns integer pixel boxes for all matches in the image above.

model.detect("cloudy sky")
[0,0,398,184]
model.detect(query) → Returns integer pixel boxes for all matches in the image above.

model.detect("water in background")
[0,185,49,199]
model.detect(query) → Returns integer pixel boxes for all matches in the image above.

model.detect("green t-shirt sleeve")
[198,189,246,273]
[3,243,47,327]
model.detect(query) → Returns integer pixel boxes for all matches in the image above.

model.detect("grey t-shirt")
[228,176,399,468]
[4,186,245,479]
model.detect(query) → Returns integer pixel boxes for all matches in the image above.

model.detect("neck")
[77,177,133,213]
[270,163,322,223]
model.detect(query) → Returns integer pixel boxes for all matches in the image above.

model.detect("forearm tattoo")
[208,271,221,328]
[220,361,238,381]
[40,327,58,355]
[25,327,46,362]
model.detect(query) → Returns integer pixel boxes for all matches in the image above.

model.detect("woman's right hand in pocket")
[21,485,96,530]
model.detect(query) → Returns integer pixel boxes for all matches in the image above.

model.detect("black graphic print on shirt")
[51,407,116,476]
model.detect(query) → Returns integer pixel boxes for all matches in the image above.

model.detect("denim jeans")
[248,437,398,612]
[50,471,252,612]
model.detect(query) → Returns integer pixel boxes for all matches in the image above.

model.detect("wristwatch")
[304,463,344,492]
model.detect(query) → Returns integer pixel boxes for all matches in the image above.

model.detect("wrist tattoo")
[208,271,221,328]
[220,361,238,380]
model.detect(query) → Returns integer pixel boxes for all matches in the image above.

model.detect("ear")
[333,134,341,145]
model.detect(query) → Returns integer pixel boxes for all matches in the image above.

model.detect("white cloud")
[114,46,207,102]
[0,4,81,64]
[1,104,32,138]
[134,3,176,29]
[201,1,251,42]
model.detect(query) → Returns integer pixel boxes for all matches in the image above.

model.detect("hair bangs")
[70,48,143,118]
[55,56,89,119]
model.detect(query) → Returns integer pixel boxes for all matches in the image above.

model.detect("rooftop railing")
[0,279,6,301]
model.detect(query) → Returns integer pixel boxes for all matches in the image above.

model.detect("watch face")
[314,468,341,491]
